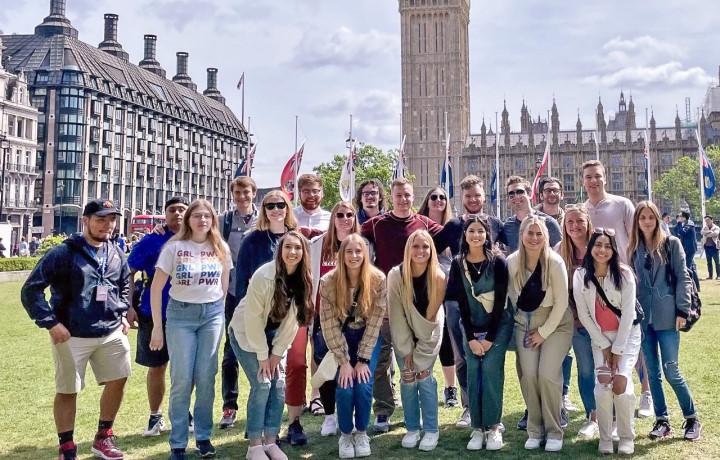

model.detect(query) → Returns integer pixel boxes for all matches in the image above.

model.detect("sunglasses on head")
[335,212,354,219]
[507,189,526,198]
[263,202,287,211]
[430,194,447,201]
[593,227,616,236]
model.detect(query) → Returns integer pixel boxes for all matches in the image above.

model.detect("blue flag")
[697,130,715,199]
[440,159,454,199]
[490,165,497,204]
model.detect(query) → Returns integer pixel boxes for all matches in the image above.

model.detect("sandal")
[309,397,325,416]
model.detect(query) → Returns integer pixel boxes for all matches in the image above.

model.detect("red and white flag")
[280,142,304,201]
[530,139,550,204]
[339,142,357,202]
[236,72,245,90]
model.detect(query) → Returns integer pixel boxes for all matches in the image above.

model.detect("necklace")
[467,260,487,276]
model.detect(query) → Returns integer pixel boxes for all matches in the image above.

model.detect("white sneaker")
[524,437,542,450]
[545,438,563,452]
[618,439,635,455]
[598,439,614,455]
[563,394,579,412]
[467,430,484,450]
[419,432,439,451]
[338,434,355,459]
[401,431,421,448]
[456,408,471,428]
[497,422,506,433]
[638,391,653,418]
[485,429,503,451]
[354,432,371,458]
[578,419,599,439]
[612,422,620,442]
[142,414,167,436]
[321,414,338,437]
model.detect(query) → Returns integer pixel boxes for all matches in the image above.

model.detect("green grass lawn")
[1,262,719,459]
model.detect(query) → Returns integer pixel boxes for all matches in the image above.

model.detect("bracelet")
[357,357,370,364]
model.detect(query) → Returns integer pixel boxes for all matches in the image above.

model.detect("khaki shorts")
[52,327,132,394]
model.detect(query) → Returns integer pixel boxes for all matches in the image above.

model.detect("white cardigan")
[572,267,637,355]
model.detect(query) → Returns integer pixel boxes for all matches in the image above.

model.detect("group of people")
[20,161,703,460]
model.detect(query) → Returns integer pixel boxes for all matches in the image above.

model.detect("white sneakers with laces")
[578,418,599,438]
[338,434,355,459]
[353,432,371,457]
[485,428,503,450]
[418,432,439,451]
[467,430,484,450]
[320,414,337,437]
[401,431,421,448]
[455,408,471,428]
[638,391,653,418]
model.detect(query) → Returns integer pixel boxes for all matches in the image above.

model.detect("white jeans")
[592,325,641,443]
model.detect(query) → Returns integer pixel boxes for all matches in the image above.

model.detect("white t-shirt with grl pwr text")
[156,239,233,303]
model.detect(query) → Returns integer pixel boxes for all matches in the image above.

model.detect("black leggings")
[439,316,455,367]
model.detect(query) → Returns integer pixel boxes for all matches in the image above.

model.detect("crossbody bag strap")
[341,288,362,333]
[590,276,623,319]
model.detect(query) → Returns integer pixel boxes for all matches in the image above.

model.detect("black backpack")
[664,239,702,332]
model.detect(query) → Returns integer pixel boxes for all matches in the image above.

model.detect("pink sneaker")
[91,429,124,460]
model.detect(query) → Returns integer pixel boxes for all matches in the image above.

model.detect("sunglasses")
[264,202,287,210]
[430,194,447,201]
[644,253,653,271]
[335,212,354,219]
[593,227,616,236]
[507,189,526,198]
[564,203,587,212]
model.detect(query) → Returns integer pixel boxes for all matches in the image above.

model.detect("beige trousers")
[515,307,573,440]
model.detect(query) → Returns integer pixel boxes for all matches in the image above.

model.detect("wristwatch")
[357,357,370,364]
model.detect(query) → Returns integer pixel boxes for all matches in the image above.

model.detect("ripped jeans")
[397,359,439,433]
[641,325,697,420]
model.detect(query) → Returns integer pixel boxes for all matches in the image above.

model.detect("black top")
[412,271,429,318]
[435,214,504,256]
[446,256,509,342]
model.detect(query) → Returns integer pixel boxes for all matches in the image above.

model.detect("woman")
[387,230,446,451]
[445,216,512,451]
[228,231,314,460]
[628,201,702,441]
[309,201,359,433]
[509,216,573,452]
[149,199,232,459]
[418,187,458,407]
[574,228,641,455]
[319,234,386,459]
[558,204,598,437]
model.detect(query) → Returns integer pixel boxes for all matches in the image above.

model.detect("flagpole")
[595,107,600,161]
[645,108,652,202]
[444,111,449,194]
[495,111,500,218]
[294,115,298,206]
[547,109,552,177]
[242,73,245,127]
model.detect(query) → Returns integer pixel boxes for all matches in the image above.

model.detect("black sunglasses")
[507,189,526,197]
[430,194,447,201]
[335,212,354,219]
[263,202,287,210]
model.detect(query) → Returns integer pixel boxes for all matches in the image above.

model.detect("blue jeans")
[397,358,439,433]
[445,300,469,407]
[572,327,596,417]
[337,327,382,435]
[641,325,697,420]
[165,298,224,449]
[230,331,286,440]
[562,353,573,396]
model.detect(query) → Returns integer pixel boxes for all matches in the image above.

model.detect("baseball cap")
[83,199,121,217]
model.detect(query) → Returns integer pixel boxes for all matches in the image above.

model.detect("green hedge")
[0,257,39,272]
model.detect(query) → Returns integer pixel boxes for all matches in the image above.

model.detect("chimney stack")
[98,14,129,61]
[138,34,166,78]
[36,0,78,38]
[203,68,225,104]
[50,0,66,16]
[172,52,197,91]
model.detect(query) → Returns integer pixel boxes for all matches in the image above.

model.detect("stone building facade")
[0,0,248,236]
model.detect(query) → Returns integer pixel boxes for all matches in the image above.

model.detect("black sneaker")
[286,420,308,446]
[649,419,673,439]
[169,448,186,460]
[683,418,702,441]
[58,441,77,460]
[373,414,390,433]
[517,410,528,431]
[196,440,216,457]
[143,414,167,436]
[560,408,569,429]
[444,387,459,408]
[219,408,236,429]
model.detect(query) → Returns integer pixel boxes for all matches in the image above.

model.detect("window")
[562,155,573,169]
[610,154,622,167]
[611,173,623,192]
[514,158,526,170]
[563,174,575,192]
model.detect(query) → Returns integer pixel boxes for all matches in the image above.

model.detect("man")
[661,212,672,236]
[293,173,331,230]
[0,237,6,257]
[21,199,131,460]
[126,196,189,437]
[434,175,503,427]
[674,211,700,289]
[29,236,40,256]
[355,179,386,225]
[361,178,443,432]
[536,176,565,227]
[701,215,720,280]
[502,176,562,253]
[219,176,258,429]
[581,159,653,418]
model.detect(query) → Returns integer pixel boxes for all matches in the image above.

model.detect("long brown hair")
[330,233,385,321]
[270,231,313,326]
[256,190,298,231]
[321,201,359,263]
[559,204,593,283]
[171,199,228,264]
[628,200,668,262]
[418,187,453,224]
[401,230,445,316]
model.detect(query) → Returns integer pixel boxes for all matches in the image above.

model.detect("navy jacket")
[436,214,504,256]
[21,233,130,338]
[673,221,697,259]
[234,229,282,303]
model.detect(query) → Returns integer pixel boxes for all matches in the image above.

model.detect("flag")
[236,72,245,90]
[440,133,454,198]
[280,142,304,201]
[490,163,498,205]
[235,144,256,177]
[643,132,652,199]
[530,138,550,204]
[339,142,356,202]
[393,135,406,181]
[697,129,716,198]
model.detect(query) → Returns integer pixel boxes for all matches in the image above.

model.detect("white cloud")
[291,26,398,69]
[586,61,713,88]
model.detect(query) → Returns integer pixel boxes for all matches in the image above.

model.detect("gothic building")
[0,0,248,236]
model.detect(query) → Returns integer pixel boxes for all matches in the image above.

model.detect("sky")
[2,0,719,187]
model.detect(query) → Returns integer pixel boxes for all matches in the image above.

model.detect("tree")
[313,144,412,209]
[655,145,720,219]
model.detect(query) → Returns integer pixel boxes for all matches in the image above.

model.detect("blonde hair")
[418,187,453,225]
[559,204,593,283]
[401,230,445,315]
[172,199,228,264]
[330,234,385,321]
[512,216,552,292]
[256,190,298,231]
[628,200,668,262]
[321,201,359,263]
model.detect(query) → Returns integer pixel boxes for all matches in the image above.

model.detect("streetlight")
[223,168,233,213]
[0,134,10,223]
[58,182,64,235]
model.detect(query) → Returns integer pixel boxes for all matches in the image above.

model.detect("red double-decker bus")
[130,215,166,234]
